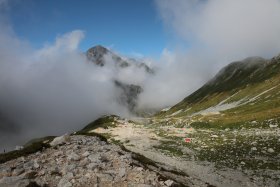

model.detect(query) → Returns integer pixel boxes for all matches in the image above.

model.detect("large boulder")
[50,134,70,147]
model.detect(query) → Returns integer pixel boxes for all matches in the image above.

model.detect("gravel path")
[0,135,175,187]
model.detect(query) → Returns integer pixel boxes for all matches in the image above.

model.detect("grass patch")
[80,115,120,132]
[0,136,55,164]
[154,140,184,157]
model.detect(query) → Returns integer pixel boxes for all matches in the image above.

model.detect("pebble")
[82,151,90,157]
[251,147,257,151]
[50,134,71,147]
[164,179,174,186]
[267,148,275,153]
[67,152,80,161]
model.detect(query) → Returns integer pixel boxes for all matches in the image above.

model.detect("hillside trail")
[91,119,276,187]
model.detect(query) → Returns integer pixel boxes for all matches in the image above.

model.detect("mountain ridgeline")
[86,45,153,113]
[86,45,153,73]
[158,53,280,127]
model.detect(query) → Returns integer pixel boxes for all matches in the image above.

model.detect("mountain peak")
[87,45,108,53]
[86,45,111,66]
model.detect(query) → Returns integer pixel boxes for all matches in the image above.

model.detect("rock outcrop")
[0,135,175,187]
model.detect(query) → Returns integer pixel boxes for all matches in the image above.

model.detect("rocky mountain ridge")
[86,45,153,73]
[0,134,177,187]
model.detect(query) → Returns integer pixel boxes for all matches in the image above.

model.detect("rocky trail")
[91,118,280,187]
[0,135,177,187]
[1,117,279,187]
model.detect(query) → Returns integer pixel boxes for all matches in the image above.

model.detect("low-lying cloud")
[0,20,154,150]
[0,29,130,150]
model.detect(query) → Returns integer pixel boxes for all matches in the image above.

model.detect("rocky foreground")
[0,135,176,187]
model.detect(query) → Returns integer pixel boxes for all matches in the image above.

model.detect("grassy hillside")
[156,54,280,127]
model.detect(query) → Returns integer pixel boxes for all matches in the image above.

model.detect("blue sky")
[6,0,167,57]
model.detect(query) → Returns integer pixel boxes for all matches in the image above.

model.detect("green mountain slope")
[157,54,280,128]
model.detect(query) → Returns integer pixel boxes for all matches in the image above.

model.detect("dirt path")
[91,121,278,187]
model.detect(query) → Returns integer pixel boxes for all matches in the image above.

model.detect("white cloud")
[156,0,280,61]
[0,28,133,150]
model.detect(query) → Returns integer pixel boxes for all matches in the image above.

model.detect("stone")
[164,179,174,186]
[80,158,89,166]
[67,152,80,161]
[136,167,144,171]
[54,151,64,157]
[267,148,275,153]
[37,170,45,176]
[50,134,71,147]
[58,177,72,187]
[96,173,114,181]
[62,164,76,174]
[73,145,80,150]
[23,161,34,169]
[12,168,24,176]
[119,167,126,178]
[71,179,76,183]
[210,135,219,138]
[82,151,90,157]
[0,176,31,187]
[65,172,74,179]
[48,166,60,175]
[87,163,99,170]
[23,171,37,179]
[251,147,257,151]
[34,162,40,169]
[88,155,100,163]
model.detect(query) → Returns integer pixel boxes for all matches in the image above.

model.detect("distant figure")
[3,149,5,153]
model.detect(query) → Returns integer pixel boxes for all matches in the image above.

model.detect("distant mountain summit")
[86,45,153,73]
[86,45,153,113]
[86,45,109,66]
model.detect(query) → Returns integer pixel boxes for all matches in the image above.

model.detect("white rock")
[65,172,74,179]
[58,177,72,187]
[85,173,91,178]
[87,163,98,170]
[88,155,100,163]
[267,148,275,153]
[240,161,245,165]
[82,151,90,157]
[251,147,257,151]
[164,179,174,186]
[33,162,40,169]
[67,152,80,161]
[119,167,126,178]
[210,135,219,138]
[136,167,143,171]
[50,134,70,147]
